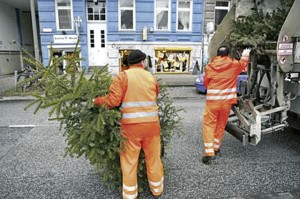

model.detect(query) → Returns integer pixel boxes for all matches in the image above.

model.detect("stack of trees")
[229,0,294,49]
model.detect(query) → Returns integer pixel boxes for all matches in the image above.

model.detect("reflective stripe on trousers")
[122,184,138,199]
[121,122,164,199]
[202,104,232,156]
[214,138,221,150]
[149,177,164,196]
[204,142,214,156]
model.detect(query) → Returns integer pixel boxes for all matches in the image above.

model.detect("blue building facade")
[38,0,203,74]
[38,0,89,71]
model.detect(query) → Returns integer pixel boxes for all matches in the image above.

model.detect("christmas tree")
[22,41,184,191]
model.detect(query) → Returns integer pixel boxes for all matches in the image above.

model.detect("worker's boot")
[150,191,163,199]
[202,156,215,164]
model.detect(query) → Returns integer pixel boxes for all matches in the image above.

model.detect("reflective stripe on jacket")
[204,56,249,105]
[121,68,159,124]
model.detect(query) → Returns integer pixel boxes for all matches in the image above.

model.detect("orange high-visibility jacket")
[94,65,159,124]
[203,56,249,105]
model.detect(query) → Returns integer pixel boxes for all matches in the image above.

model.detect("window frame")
[214,1,230,27]
[87,0,106,22]
[154,0,171,31]
[55,0,74,31]
[176,0,193,32]
[118,0,136,31]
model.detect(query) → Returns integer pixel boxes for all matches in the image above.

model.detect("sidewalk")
[0,74,17,95]
[0,72,198,99]
[156,73,197,87]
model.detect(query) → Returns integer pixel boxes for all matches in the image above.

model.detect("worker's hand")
[92,98,97,105]
[242,48,251,57]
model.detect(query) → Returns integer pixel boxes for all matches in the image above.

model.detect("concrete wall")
[20,12,35,54]
[0,2,35,75]
[0,2,21,75]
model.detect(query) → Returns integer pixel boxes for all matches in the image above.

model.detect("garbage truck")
[208,0,300,146]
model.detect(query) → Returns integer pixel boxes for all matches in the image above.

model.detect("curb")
[0,96,36,102]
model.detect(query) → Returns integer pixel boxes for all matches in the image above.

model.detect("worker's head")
[127,49,146,66]
[217,46,230,57]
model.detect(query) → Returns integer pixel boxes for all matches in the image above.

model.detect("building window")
[155,48,191,73]
[56,0,73,30]
[155,0,170,31]
[119,0,135,30]
[215,1,230,28]
[177,0,193,31]
[87,0,106,21]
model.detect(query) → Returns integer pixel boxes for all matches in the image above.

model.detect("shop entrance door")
[87,0,107,66]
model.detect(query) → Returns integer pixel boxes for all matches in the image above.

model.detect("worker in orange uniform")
[202,46,251,164]
[93,49,164,199]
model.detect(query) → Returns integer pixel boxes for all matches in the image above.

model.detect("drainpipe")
[30,0,40,61]
[201,0,206,73]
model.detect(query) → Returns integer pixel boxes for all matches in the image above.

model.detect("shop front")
[118,47,193,74]
[154,47,191,74]
[119,49,131,72]
[48,45,81,74]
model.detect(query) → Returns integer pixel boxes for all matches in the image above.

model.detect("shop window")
[155,48,191,73]
[177,0,193,31]
[215,1,230,28]
[53,51,64,74]
[155,0,170,31]
[56,0,73,30]
[119,0,135,30]
[87,0,106,21]
[65,51,81,71]
[51,49,81,74]
[119,49,131,72]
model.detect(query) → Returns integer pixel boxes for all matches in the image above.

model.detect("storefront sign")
[53,35,78,44]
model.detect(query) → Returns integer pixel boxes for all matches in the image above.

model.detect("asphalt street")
[0,86,300,199]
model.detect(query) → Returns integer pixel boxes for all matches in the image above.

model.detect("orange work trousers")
[120,122,164,199]
[202,103,232,156]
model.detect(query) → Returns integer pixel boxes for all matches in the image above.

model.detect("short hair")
[217,46,230,56]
